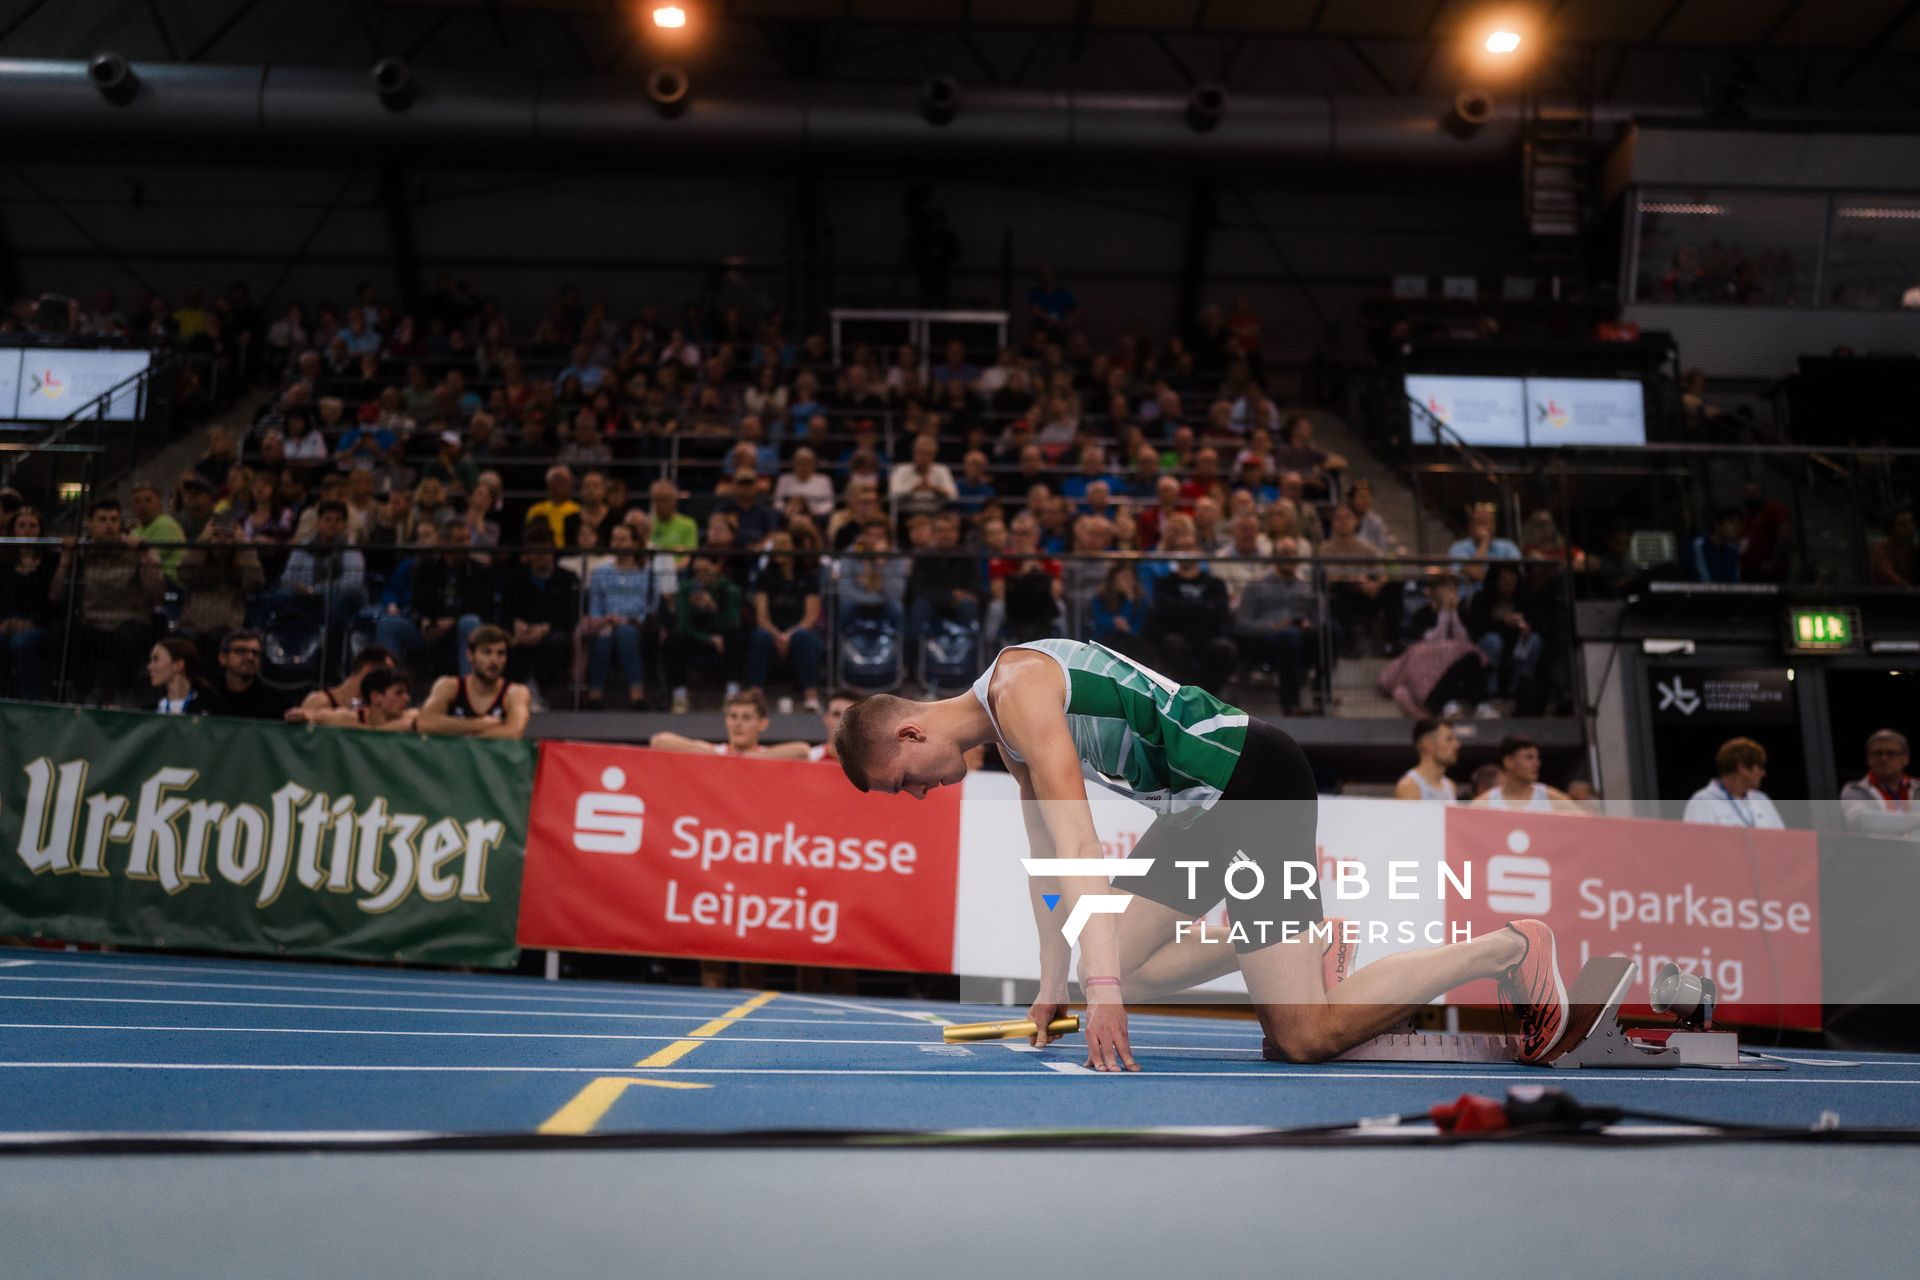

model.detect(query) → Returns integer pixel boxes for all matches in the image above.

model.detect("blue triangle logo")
[1043,894,1061,912]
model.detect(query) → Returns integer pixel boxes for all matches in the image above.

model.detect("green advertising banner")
[0,703,533,968]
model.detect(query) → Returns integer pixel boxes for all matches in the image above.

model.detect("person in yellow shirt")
[524,465,582,547]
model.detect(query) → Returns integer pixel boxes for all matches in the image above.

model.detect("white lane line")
[0,974,751,1011]
[0,994,940,1027]
[784,992,954,1027]
[0,1021,1261,1052]
[0,961,35,969]
[0,955,749,1001]
[1,1061,1915,1085]
[1043,1062,1099,1075]
[0,1129,446,1143]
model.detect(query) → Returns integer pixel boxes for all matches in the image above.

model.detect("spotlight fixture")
[647,64,691,118]
[920,74,961,126]
[1185,82,1227,134]
[653,5,687,28]
[1444,88,1494,139]
[88,51,138,106]
[1486,30,1521,54]
[371,57,415,112]
[1648,962,1717,1030]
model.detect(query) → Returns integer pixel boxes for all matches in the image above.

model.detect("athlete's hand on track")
[1026,997,1068,1048]
[1083,992,1139,1072]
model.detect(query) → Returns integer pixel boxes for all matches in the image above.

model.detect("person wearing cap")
[1682,737,1785,829]
[423,429,479,495]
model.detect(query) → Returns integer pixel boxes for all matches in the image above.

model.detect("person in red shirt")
[1739,480,1792,582]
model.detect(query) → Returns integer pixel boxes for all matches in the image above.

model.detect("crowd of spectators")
[0,276,1593,720]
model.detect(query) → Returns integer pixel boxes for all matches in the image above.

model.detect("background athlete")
[834,637,1570,1072]
[416,625,531,740]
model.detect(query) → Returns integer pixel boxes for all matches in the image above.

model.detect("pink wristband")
[1083,976,1122,989]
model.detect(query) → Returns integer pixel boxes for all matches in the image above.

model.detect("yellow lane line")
[536,991,778,1136]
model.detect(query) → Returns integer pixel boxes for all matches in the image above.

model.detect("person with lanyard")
[1840,729,1920,840]
[1682,737,1784,829]
[146,637,226,717]
[830,637,1576,1071]
[1393,718,1460,804]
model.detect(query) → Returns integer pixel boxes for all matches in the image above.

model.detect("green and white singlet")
[970,638,1249,823]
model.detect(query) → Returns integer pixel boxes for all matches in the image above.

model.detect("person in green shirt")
[661,552,742,713]
[648,478,700,566]
[129,482,188,585]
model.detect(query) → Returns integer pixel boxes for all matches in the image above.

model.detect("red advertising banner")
[519,742,963,972]
[1444,807,1822,1030]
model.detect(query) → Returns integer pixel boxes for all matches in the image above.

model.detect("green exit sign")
[1787,607,1859,653]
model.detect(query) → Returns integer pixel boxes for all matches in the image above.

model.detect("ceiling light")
[1486,30,1521,53]
[653,5,686,28]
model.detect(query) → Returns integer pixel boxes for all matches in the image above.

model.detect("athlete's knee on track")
[1255,1004,1343,1064]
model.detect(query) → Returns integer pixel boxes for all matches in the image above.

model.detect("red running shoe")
[1322,917,1358,991]
[1498,919,1569,1063]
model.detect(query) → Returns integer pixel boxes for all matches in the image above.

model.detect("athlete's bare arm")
[1543,786,1587,815]
[1392,775,1423,801]
[753,740,813,760]
[991,651,1137,1070]
[649,731,717,754]
[473,685,531,740]
[415,677,488,737]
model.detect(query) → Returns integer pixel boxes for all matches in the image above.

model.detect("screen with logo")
[1405,374,1646,449]
[2,347,150,422]
[1525,377,1647,448]
[1404,374,1528,448]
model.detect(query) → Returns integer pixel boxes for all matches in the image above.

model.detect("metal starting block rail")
[1337,957,1783,1072]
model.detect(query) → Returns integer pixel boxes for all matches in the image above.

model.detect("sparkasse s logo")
[573,766,645,854]
[1486,824,1551,914]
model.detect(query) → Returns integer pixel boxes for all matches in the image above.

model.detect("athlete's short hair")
[1412,718,1446,749]
[724,688,771,719]
[1497,734,1538,762]
[350,645,397,675]
[1716,736,1767,776]
[833,694,916,792]
[360,667,405,700]
[467,624,509,652]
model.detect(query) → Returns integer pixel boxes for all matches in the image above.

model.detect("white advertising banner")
[1404,374,1528,448]
[8,348,150,421]
[1525,377,1648,448]
[0,350,21,422]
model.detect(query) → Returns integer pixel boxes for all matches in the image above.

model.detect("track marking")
[0,993,941,1028]
[3,1061,1914,1086]
[537,991,780,1135]
[1043,1062,1099,1075]
[0,1022,1268,1052]
[0,961,34,969]
[785,992,953,1026]
[0,973,753,1012]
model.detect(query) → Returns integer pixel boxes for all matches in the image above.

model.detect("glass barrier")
[1633,189,1826,307]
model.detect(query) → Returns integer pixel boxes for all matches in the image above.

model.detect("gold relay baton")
[942,1015,1082,1043]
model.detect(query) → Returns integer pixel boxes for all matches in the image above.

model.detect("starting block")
[1337,957,1781,1071]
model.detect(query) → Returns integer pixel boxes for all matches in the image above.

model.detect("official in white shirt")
[1682,736,1785,829]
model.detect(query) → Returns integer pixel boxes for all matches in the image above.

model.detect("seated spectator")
[286,644,397,721]
[240,471,297,546]
[416,625,531,739]
[1470,734,1585,813]
[422,430,480,494]
[775,447,836,520]
[1447,502,1520,589]
[526,466,582,548]
[282,406,330,471]
[212,629,289,720]
[557,407,613,469]
[889,433,958,517]
[1687,506,1745,583]
[1465,762,1504,804]
[829,480,885,552]
[1465,561,1543,713]
[128,482,187,585]
[649,687,810,759]
[580,522,676,709]
[906,510,983,656]
[175,476,217,542]
[1148,551,1236,696]
[1393,719,1461,804]
[1682,737,1785,829]
[1211,511,1272,607]
[307,666,417,732]
[1087,562,1148,657]
[1320,505,1395,656]
[457,480,502,561]
[714,469,778,550]
[175,514,264,654]
[334,413,397,472]
[51,499,165,705]
[1059,514,1115,631]
[1870,509,1915,588]
[0,506,56,700]
[954,450,995,514]
[1519,508,1581,570]
[1738,480,1791,582]
[662,552,744,714]
[1840,729,1920,840]
[837,519,908,633]
[1233,538,1319,714]
[747,529,823,711]
[1273,415,1347,499]
[989,513,1062,647]
[500,525,580,705]
[1346,479,1391,553]
[146,636,225,716]
[648,479,700,563]
[378,517,493,679]
[1379,573,1487,719]
[271,499,367,674]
